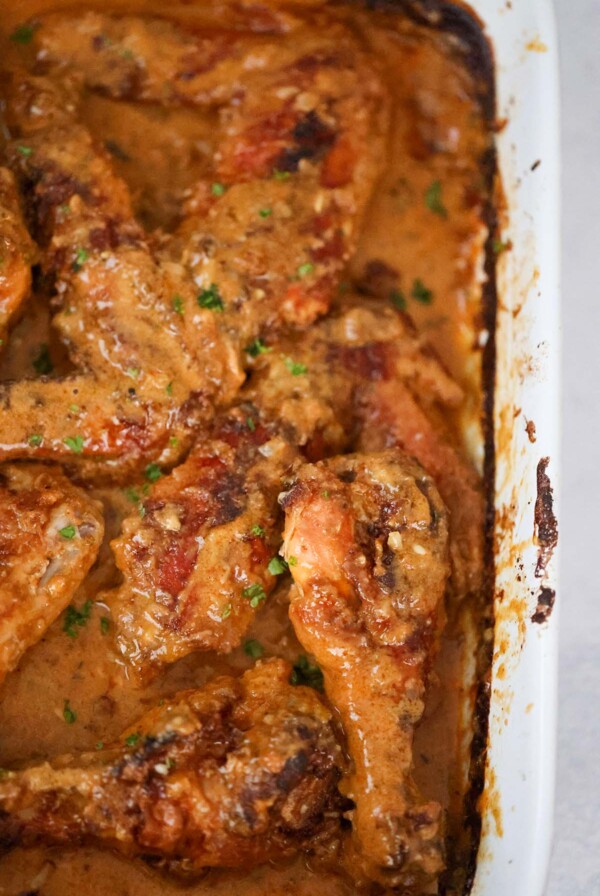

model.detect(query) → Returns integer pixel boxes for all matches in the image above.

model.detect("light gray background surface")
[546,1,600,893]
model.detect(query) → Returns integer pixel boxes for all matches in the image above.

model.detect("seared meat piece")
[106,408,298,676]
[0,167,36,348]
[0,463,104,684]
[30,11,389,347]
[282,451,449,890]
[247,294,484,595]
[0,659,344,873]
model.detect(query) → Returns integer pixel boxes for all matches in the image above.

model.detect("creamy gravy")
[0,2,494,893]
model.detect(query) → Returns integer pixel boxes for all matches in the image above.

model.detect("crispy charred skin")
[0,659,344,873]
[245,294,484,595]
[282,450,449,890]
[0,167,36,348]
[0,463,104,684]
[106,408,298,676]
[0,70,242,479]
[30,11,389,348]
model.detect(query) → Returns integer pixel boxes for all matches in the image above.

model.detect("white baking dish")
[467,1,560,894]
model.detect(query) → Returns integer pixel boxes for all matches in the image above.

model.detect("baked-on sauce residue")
[0,2,495,894]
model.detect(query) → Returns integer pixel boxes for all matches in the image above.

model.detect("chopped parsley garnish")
[126,367,140,379]
[172,294,184,315]
[72,247,89,272]
[33,343,53,375]
[424,180,447,218]
[28,433,43,447]
[296,262,314,279]
[390,288,407,310]
[69,403,80,413]
[321,490,330,499]
[145,463,162,483]
[288,555,298,567]
[221,603,232,620]
[59,525,77,540]
[166,381,173,396]
[197,283,224,311]
[95,741,104,750]
[492,237,512,255]
[290,655,324,691]
[63,700,77,724]
[245,338,271,357]
[411,278,434,305]
[242,583,267,608]
[284,357,307,376]
[247,416,256,432]
[63,600,92,638]
[125,487,140,504]
[169,436,179,447]
[259,207,272,218]
[250,524,265,538]
[100,617,110,635]
[125,732,140,747]
[268,556,288,576]
[244,639,264,659]
[273,169,291,181]
[64,435,84,454]
[211,182,226,196]
[10,23,38,44]
[16,145,33,158]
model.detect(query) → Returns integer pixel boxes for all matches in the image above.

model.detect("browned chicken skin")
[0,167,36,348]
[282,451,450,890]
[0,659,344,874]
[107,408,298,677]
[0,463,104,684]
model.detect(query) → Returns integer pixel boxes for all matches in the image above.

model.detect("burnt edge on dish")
[531,457,558,623]
[349,1,498,891]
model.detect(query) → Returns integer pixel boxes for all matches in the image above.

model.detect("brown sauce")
[0,2,494,893]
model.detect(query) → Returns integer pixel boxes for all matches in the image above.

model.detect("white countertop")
[545,1,600,893]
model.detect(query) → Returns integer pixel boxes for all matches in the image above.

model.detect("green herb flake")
[211,182,226,196]
[245,338,271,357]
[250,524,265,538]
[125,732,140,747]
[411,278,434,305]
[63,600,92,638]
[172,294,184,315]
[64,435,85,454]
[197,283,224,312]
[284,357,307,376]
[221,603,232,620]
[296,262,314,279]
[244,639,264,659]
[59,524,77,540]
[72,247,89,273]
[268,556,288,576]
[16,145,33,158]
[247,416,256,432]
[169,436,179,447]
[242,583,267,609]
[166,381,173,396]
[28,433,43,447]
[492,237,512,255]
[33,343,53,375]
[259,207,272,219]
[69,403,80,414]
[95,741,104,750]
[273,169,291,181]
[10,23,38,44]
[63,699,77,724]
[145,463,162,483]
[321,490,330,499]
[424,180,447,218]
[288,555,298,567]
[100,617,110,635]
[126,367,140,379]
[389,288,407,311]
[290,655,324,691]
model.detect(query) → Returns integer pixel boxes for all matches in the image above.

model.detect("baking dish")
[0,0,559,893]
